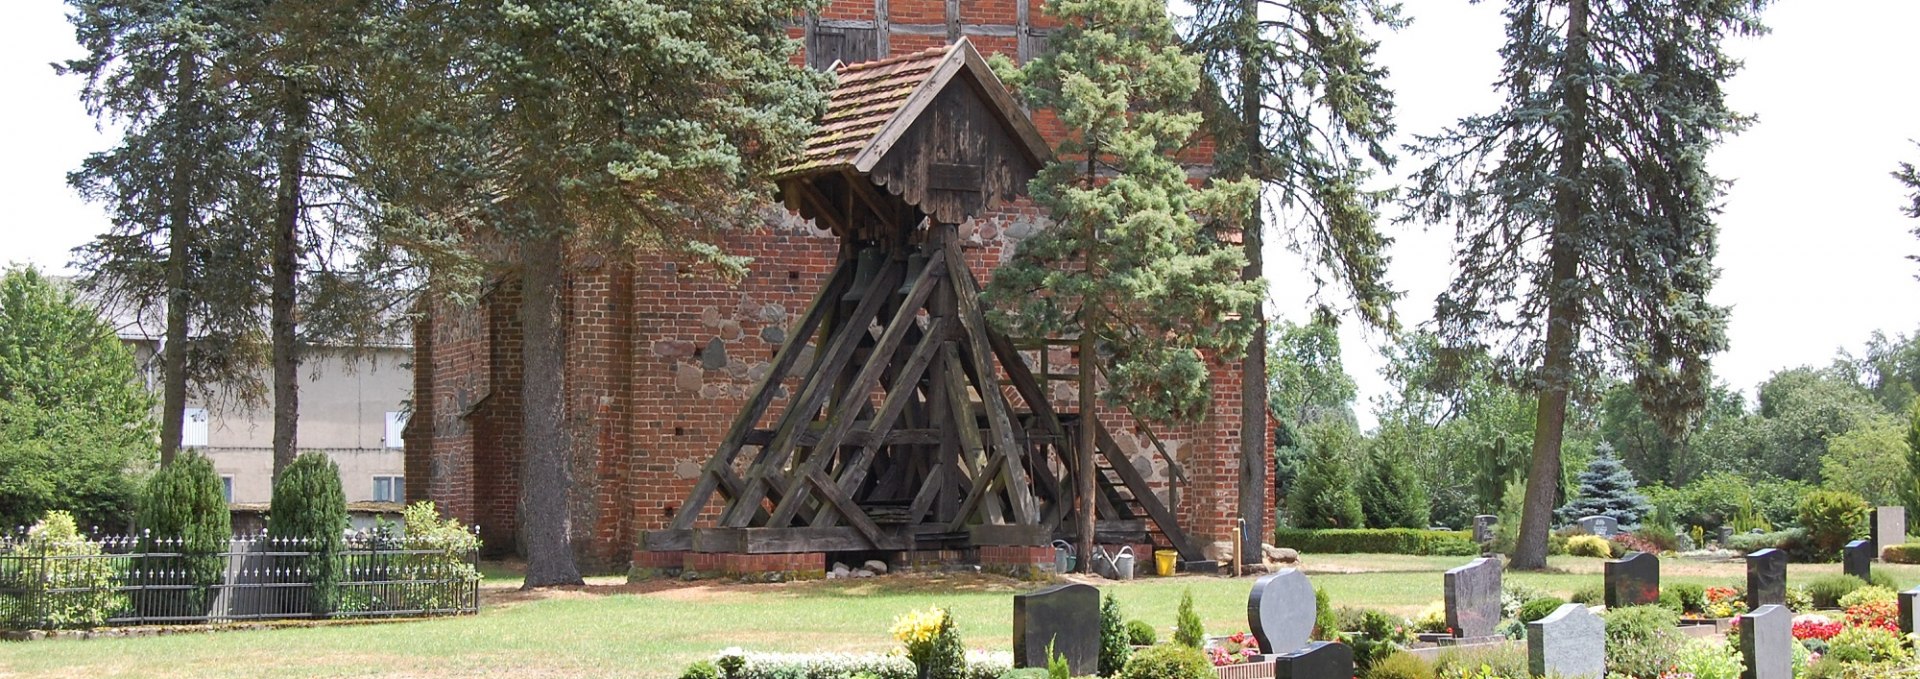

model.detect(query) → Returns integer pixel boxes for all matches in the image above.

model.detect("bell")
[840,246,885,303]
[895,252,929,296]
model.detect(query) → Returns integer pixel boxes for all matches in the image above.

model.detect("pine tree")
[1899,151,1920,281]
[1404,0,1768,568]
[1555,447,1651,528]
[1287,424,1365,529]
[1360,448,1429,529]
[1099,592,1130,677]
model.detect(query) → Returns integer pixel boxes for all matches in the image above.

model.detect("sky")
[3,0,1917,429]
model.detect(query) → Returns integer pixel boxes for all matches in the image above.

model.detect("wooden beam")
[944,245,1039,524]
[1094,419,1203,562]
[944,345,1009,531]
[642,529,691,552]
[671,259,853,530]
[815,314,952,528]
[908,463,946,525]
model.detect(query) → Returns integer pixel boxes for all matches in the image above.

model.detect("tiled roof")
[776,44,956,177]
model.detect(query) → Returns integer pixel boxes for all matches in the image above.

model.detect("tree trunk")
[520,231,584,587]
[270,82,309,481]
[1077,325,1096,574]
[1234,0,1268,569]
[1514,0,1590,570]
[157,57,199,467]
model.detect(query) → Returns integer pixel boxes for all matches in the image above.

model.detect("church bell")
[840,246,885,303]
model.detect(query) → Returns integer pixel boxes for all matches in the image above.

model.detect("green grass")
[2,555,1915,678]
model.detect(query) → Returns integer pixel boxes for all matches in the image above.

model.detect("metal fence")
[0,532,480,630]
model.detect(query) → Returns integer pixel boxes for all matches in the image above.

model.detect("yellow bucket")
[1153,549,1177,577]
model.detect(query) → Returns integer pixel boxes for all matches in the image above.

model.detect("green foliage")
[1672,638,1742,679]
[1905,398,1920,517]
[983,0,1260,424]
[1881,543,1920,563]
[398,501,482,611]
[1755,367,1885,482]
[1566,535,1611,558]
[1172,589,1203,649]
[1821,416,1911,506]
[1117,644,1212,679]
[1797,490,1869,557]
[680,660,721,679]
[1099,592,1129,676]
[1555,449,1652,527]
[0,267,155,531]
[1568,582,1605,606]
[1361,448,1430,529]
[1271,529,1476,556]
[1343,609,1413,675]
[1804,574,1867,608]
[1515,597,1564,624]
[1724,528,1806,556]
[1046,641,1070,679]
[136,450,229,617]
[1837,585,1897,608]
[1604,606,1684,679]
[1287,423,1366,529]
[1365,652,1434,679]
[1825,625,1912,665]
[269,452,348,616]
[1785,585,1814,613]
[1266,319,1361,434]
[1430,645,1528,679]
[1313,587,1337,642]
[1667,583,1706,615]
[914,610,967,679]
[1643,472,1808,536]
[0,511,126,628]
[1126,619,1157,646]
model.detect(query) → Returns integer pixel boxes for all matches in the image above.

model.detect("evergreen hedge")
[135,450,230,617]
[1271,528,1478,556]
[268,452,348,616]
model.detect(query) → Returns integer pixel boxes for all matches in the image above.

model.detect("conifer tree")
[1554,447,1651,528]
[136,451,229,616]
[1902,398,1920,517]
[1899,151,1919,280]
[1360,448,1428,529]
[269,452,348,615]
[985,0,1261,570]
[1287,424,1364,529]
[1404,0,1768,568]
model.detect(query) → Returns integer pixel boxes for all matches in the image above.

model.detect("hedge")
[1272,528,1478,556]
[1884,543,1920,564]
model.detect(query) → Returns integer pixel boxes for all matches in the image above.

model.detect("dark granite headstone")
[1274,641,1354,679]
[1604,551,1660,608]
[1528,603,1605,679]
[1843,540,1873,580]
[1579,515,1619,538]
[1472,515,1499,544]
[1900,587,1918,635]
[1746,548,1787,611]
[1013,583,1098,675]
[1444,557,1502,638]
[1871,506,1906,557]
[1248,568,1316,657]
[1739,604,1790,679]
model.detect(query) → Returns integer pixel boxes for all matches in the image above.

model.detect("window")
[182,407,209,447]
[384,411,408,449]
[220,475,234,503]
[373,475,404,503]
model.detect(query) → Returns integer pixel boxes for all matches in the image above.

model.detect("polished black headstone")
[1843,540,1873,581]
[1013,583,1099,675]
[1900,587,1918,635]
[1604,551,1660,608]
[1275,641,1354,679]
[1746,549,1787,611]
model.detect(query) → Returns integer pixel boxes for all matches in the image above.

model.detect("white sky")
[4,0,1917,428]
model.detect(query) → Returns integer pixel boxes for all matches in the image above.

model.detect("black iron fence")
[0,532,480,630]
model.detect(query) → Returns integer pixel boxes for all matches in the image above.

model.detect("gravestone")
[1843,540,1873,581]
[1900,587,1918,635]
[1871,506,1906,557]
[1604,551,1660,608]
[1739,604,1790,679]
[1274,641,1353,679]
[1528,603,1605,679]
[1746,548,1787,610]
[1012,583,1098,675]
[1579,515,1618,538]
[1472,515,1499,544]
[1248,568,1316,657]
[1444,557,1502,641]
[1719,526,1735,544]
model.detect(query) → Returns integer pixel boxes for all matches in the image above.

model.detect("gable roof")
[775,38,1053,179]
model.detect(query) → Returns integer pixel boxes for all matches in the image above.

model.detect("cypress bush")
[269,452,348,616]
[1172,588,1204,648]
[1099,592,1130,676]
[1360,449,1429,529]
[135,450,230,618]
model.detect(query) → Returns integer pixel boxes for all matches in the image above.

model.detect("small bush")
[1797,490,1868,559]
[1805,574,1867,608]
[1271,528,1478,556]
[1430,645,1527,679]
[680,660,721,679]
[1725,528,1803,554]
[1517,597,1565,624]
[1312,587,1337,641]
[1099,592,1129,676]
[398,501,482,611]
[1785,585,1814,613]
[269,451,349,616]
[0,511,126,628]
[1172,589,1203,649]
[1825,625,1912,665]
[1118,644,1211,679]
[1365,651,1434,679]
[1411,602,1447,634]
[892,607,965,679]
[1000,670,1050,679]
[1565,535,1611,558]
[1865,569,1899,590]
[135,450,230,618]
[1125,619,1157,646]
[1047,641,1069,679]
[1346,609,1413,674]
[1568,582,1605,605]
[1605,606,1683,679]
[1667,583,1706,614]
[1882,543,1920,563]
[1837,585,1897,608]
[1672,638,1742,679]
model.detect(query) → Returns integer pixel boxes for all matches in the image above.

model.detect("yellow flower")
[891,607,947,648]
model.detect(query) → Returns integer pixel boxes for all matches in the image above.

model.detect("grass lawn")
[2,554,1914,678]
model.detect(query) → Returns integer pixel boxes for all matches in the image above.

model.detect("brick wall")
[406,0,1275,569]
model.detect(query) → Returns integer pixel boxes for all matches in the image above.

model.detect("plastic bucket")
[1153,549,1177,576]
[1113,547,1135,580]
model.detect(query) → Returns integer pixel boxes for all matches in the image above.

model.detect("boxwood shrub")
[1271,528,1477,556]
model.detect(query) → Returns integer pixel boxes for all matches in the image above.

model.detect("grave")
[1528,603,1604,679]
[1738,604,1790,679]
[1604,552,1659,608]
[1900,586,1918,635]
[1013,583,1098,675]
[1843,540,1873,581]
[1871,506,1906,557]
[1745,548,1786,611]
[1443,557,1502,642]
[1248,568,1316,658]
[1578,515,1618,538]
[1274,641,1353,679]
[1472,515,1498,545]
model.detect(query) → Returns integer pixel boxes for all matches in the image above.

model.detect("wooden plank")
[875,0,889,56]
[691,528,747,553]
[743,526,911,553]
[945,0,959,42]
[805,469,883,544]
[987,330,1068,528]
[945,245,1038,524]
[1094,420,1203,562]
[907,463,946,525]
[671,259,853,530]
[767,257,944,528]
[814,314,951,528]
[928,163,982,192]
[642,529,691,552]
[721,261,906,527]
[944,345,1007,531]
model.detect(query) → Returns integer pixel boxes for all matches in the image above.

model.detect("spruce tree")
[1900,152,1919,280]
[1360,448,1429,529]
[1554,447,1651,528]
[1404,0,1769,568]
[269,452,348,615]
[1099,592,1130,677]
[1287,424,1364,529]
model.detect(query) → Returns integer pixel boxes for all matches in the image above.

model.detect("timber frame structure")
[644,40,1206,566]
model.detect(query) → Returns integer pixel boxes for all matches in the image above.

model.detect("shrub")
[1360,450,1429,529]
[1118,645,1211,679]
[703,650,1014,679]
[1724,528,1804,555]
[1805,574,1867,608]
[893,607,965,679]
[135,450,229,618]
[1046,642,1069,679]
[0,511,126,628]
[1667,583,1706,615]
[1365,651,1434,679]
[1672,638,1742,679]
[1346,609,1413,675]
[1884,543,1920,563]
[1312,587,1338,641]
[1288,424,1365,529]
[1825,625,1911,665]
[1566,535,1612,558]
[1843,599,1900,631]
[1001,671,1050,679]
[1785,585,1814,612]
[1516,597,1564,624]
[1172,589,1203,649]
[397,501,482,611]
[1099,593,1129,676]
[1797,490,1868,558]
[1499,582,1547,620]
[1837,585,1897,608]
[1604,606,1683,679]
[1271,529,1477,556]
[1865,569,1899,590]
[1412,602,1447,634]
[269,451,349,616]
[1568,582,1605,605]
[1125,619,1157,646]
[1430,645,1527,679]
[1555,449,1652,528]
[680,660,721,679]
